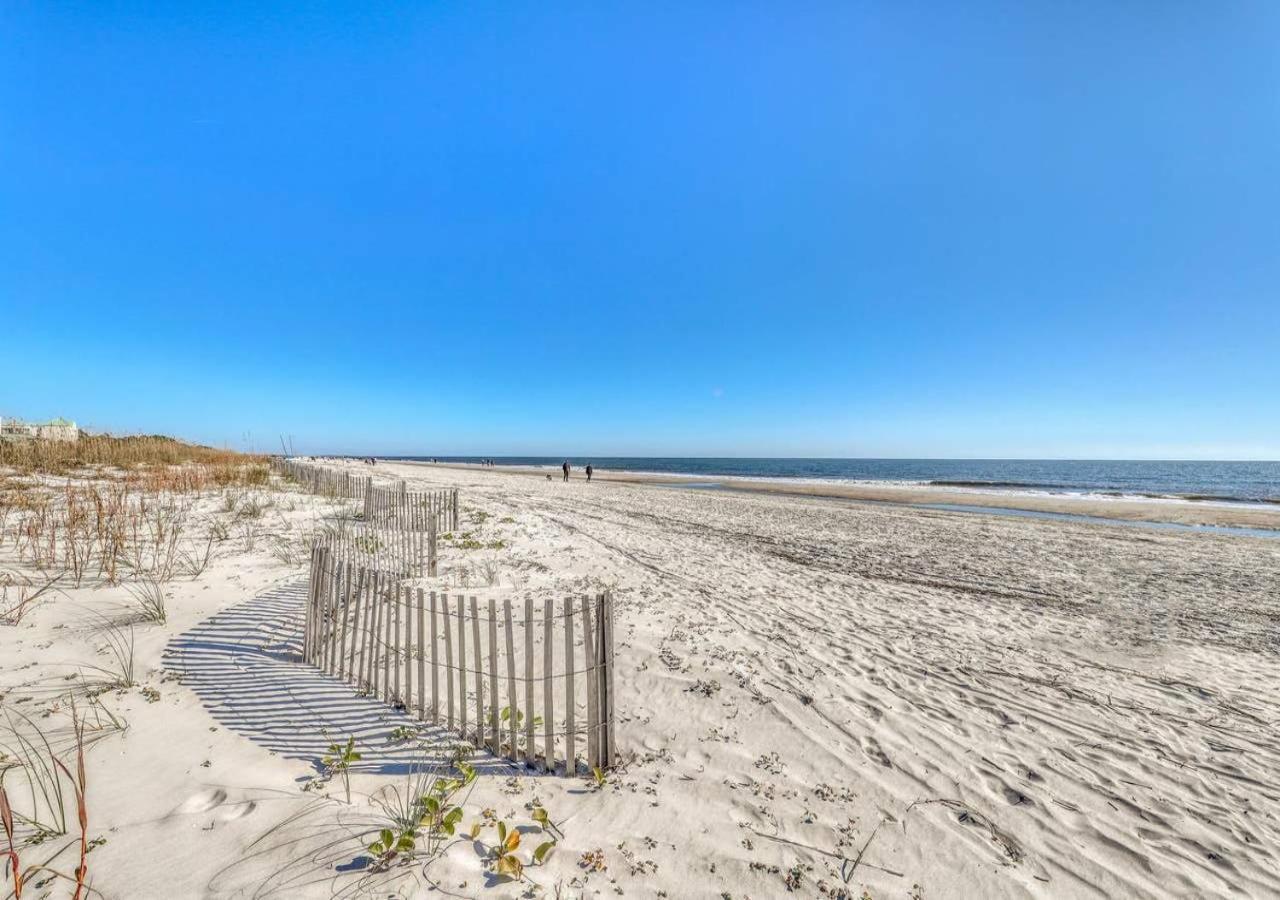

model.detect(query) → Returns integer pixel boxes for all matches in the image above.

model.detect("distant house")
[0,416,80,443]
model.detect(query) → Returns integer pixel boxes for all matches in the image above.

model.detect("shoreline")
[395,459,1280,531]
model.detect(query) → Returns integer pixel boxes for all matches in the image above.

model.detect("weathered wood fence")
[273,458,459,533]
[364,483,458,534]
[303,548,616,774]
[313,519,436,578]
[274,459,367,499]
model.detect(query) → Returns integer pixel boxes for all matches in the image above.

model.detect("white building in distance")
[0,416,80,443]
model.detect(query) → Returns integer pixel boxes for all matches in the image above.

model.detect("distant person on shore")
[586,464,593,482]
[562,460,570,482]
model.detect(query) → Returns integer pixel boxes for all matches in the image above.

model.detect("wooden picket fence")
[303,548,616,774]
[274,458,368,499]
[364,483,458,534]
[273,458,459,533]
[313,518,437,578]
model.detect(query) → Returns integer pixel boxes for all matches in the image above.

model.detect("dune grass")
[0,434,265,475]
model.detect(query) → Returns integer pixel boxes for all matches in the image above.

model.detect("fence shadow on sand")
[163,578,519,777]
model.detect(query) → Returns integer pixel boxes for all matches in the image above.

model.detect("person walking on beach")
[585,464,593,482]
[562,460,570,482]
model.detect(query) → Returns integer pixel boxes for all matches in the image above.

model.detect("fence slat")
[524,597,535,767]
[416,588,426,720]
[325,561,343,673]
[605,593,616,766]
[471,596,483,748]
[392,583,402,704]
[368,572,382,696]
[313,555,327,665]
[504,598,517,763]
[543,601,554,774]
[358,570,373,691]
[383,578,394,702]
[430,591,439,723]
[582,596,598,770]
[564,600,575,776]
[323,554,337,666]
[343,567,364,680]
[600,593,614,767]
[303,548,317,661]
[443,593,454,729]
[458,594,467,739]
[488,598,500,756]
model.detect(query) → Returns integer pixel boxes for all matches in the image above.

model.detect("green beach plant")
[365,758,476,871]
[321,736,361,804]
[124,576,166,624]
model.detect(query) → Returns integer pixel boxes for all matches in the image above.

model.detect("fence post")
[428,515,437,577]
[582,596,598,769]
[442,593,454,729]
[369,573,383,696]
[398,583,409,709]
[342,567,364,681]
[383,579,394,703]
[504,599,517,762]
[543,601,554,773]
[564,600,575,776]
[524,597,535,767]
[430,590,439,723]
[458,595,467,739]
[602,593,615,767]
[303,547,318,661]
[416,587,426,720]
[488,598,499,755]
[471,597,483,749]
[358,571,374,692]
[325,560,344,673]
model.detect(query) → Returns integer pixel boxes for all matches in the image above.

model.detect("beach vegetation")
[0,572,62,626]
[0,433,265,476]
[365,758,476,871]
[0,700,94,899]
[178,535,215,579]
[387,725,418,743]
[321,736,361,805]
[124,576,166,624]
[476,812,558,882]
[84,616,136,691]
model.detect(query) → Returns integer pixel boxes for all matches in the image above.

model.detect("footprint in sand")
[1001,785,1034,807]
[216,800,257,821]
[176,788,228,815]
[862,736,891,768]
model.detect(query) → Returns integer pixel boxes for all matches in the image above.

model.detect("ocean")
[387,457,1280,505]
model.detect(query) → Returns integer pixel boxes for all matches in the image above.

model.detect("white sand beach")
[4,458,1278,899]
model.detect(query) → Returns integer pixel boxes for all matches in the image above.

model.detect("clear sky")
[2,3,1277,459]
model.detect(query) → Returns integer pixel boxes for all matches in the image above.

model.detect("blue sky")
[2,3,1277,458]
